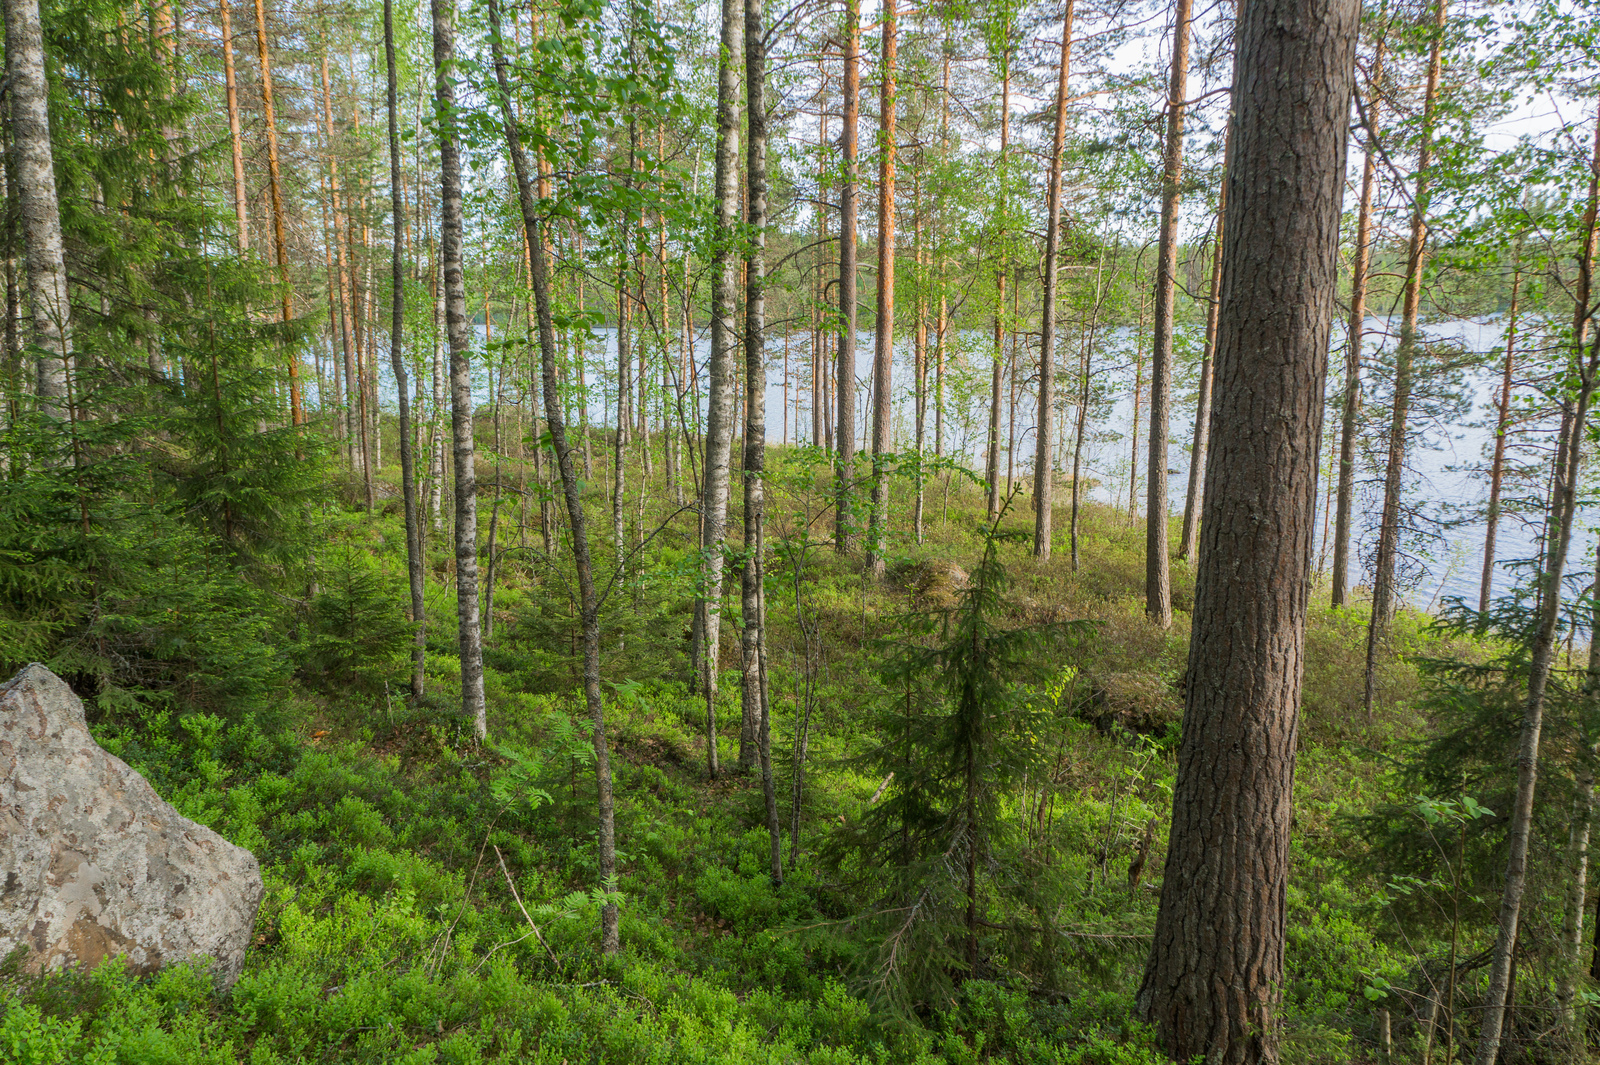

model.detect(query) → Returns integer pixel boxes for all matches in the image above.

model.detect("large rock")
[0,664,263,988]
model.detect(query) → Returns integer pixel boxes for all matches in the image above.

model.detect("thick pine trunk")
[834,0,859,553]
[1033,2,1074,560]
[699,0,744,776]
[432,0,487,743]
[4,0,72,422]
[1146,0,1191,630]
[1138,2,1358,1060]
[866,0,896,576]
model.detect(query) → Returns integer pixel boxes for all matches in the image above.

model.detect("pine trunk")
[1364,0,1445,713]
[1138,2,1358,1060]
[1146,0,1191,630]
[834,0,859,553]
[218,0,249,255]
[1033,1,1074,560]
[1479,267,1519,613]
[253,0,300,423]
[1331,38,1383,606]
[866,0,896,576]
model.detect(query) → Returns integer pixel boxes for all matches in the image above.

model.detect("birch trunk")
[432,0,487,742]
[487,0,618,951]
[699,0,744,776]
[744,0,782,882]
[4,0,71,422]
[385,0,425,697]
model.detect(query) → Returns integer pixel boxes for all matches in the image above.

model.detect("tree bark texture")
[699,0,744,776]
[3,0,71,420]
[1137,2,1358,1061]
[432,0,488,742]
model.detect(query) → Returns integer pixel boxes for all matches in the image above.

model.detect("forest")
[3,0,1600,1060]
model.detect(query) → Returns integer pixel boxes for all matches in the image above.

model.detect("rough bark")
[1364,0,1445,713]
[1145,0,1191,630]
[1331,37,1383,606]
[866,0,896,576]
[834,0,859,553]
[487,0,618,951]
[1034,1,1074,560]
[432,0,487,743]
[699,0,744,776]
[1137,2,1358,1061]
[4,0,71,421]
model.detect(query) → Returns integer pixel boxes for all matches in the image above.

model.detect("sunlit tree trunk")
[253,0,300,424]
[1138,1,1358,1059]
[1033,0,1074,560]
[986,51,1010,522]
[3,0,70,424]
[866,0,896,576]
[432,0,487,743]
[218,0,249,256]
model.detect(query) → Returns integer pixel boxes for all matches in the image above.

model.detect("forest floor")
[0,452,1475,1065]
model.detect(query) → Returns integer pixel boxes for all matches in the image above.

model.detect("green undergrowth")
[0,474,1480,1064]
